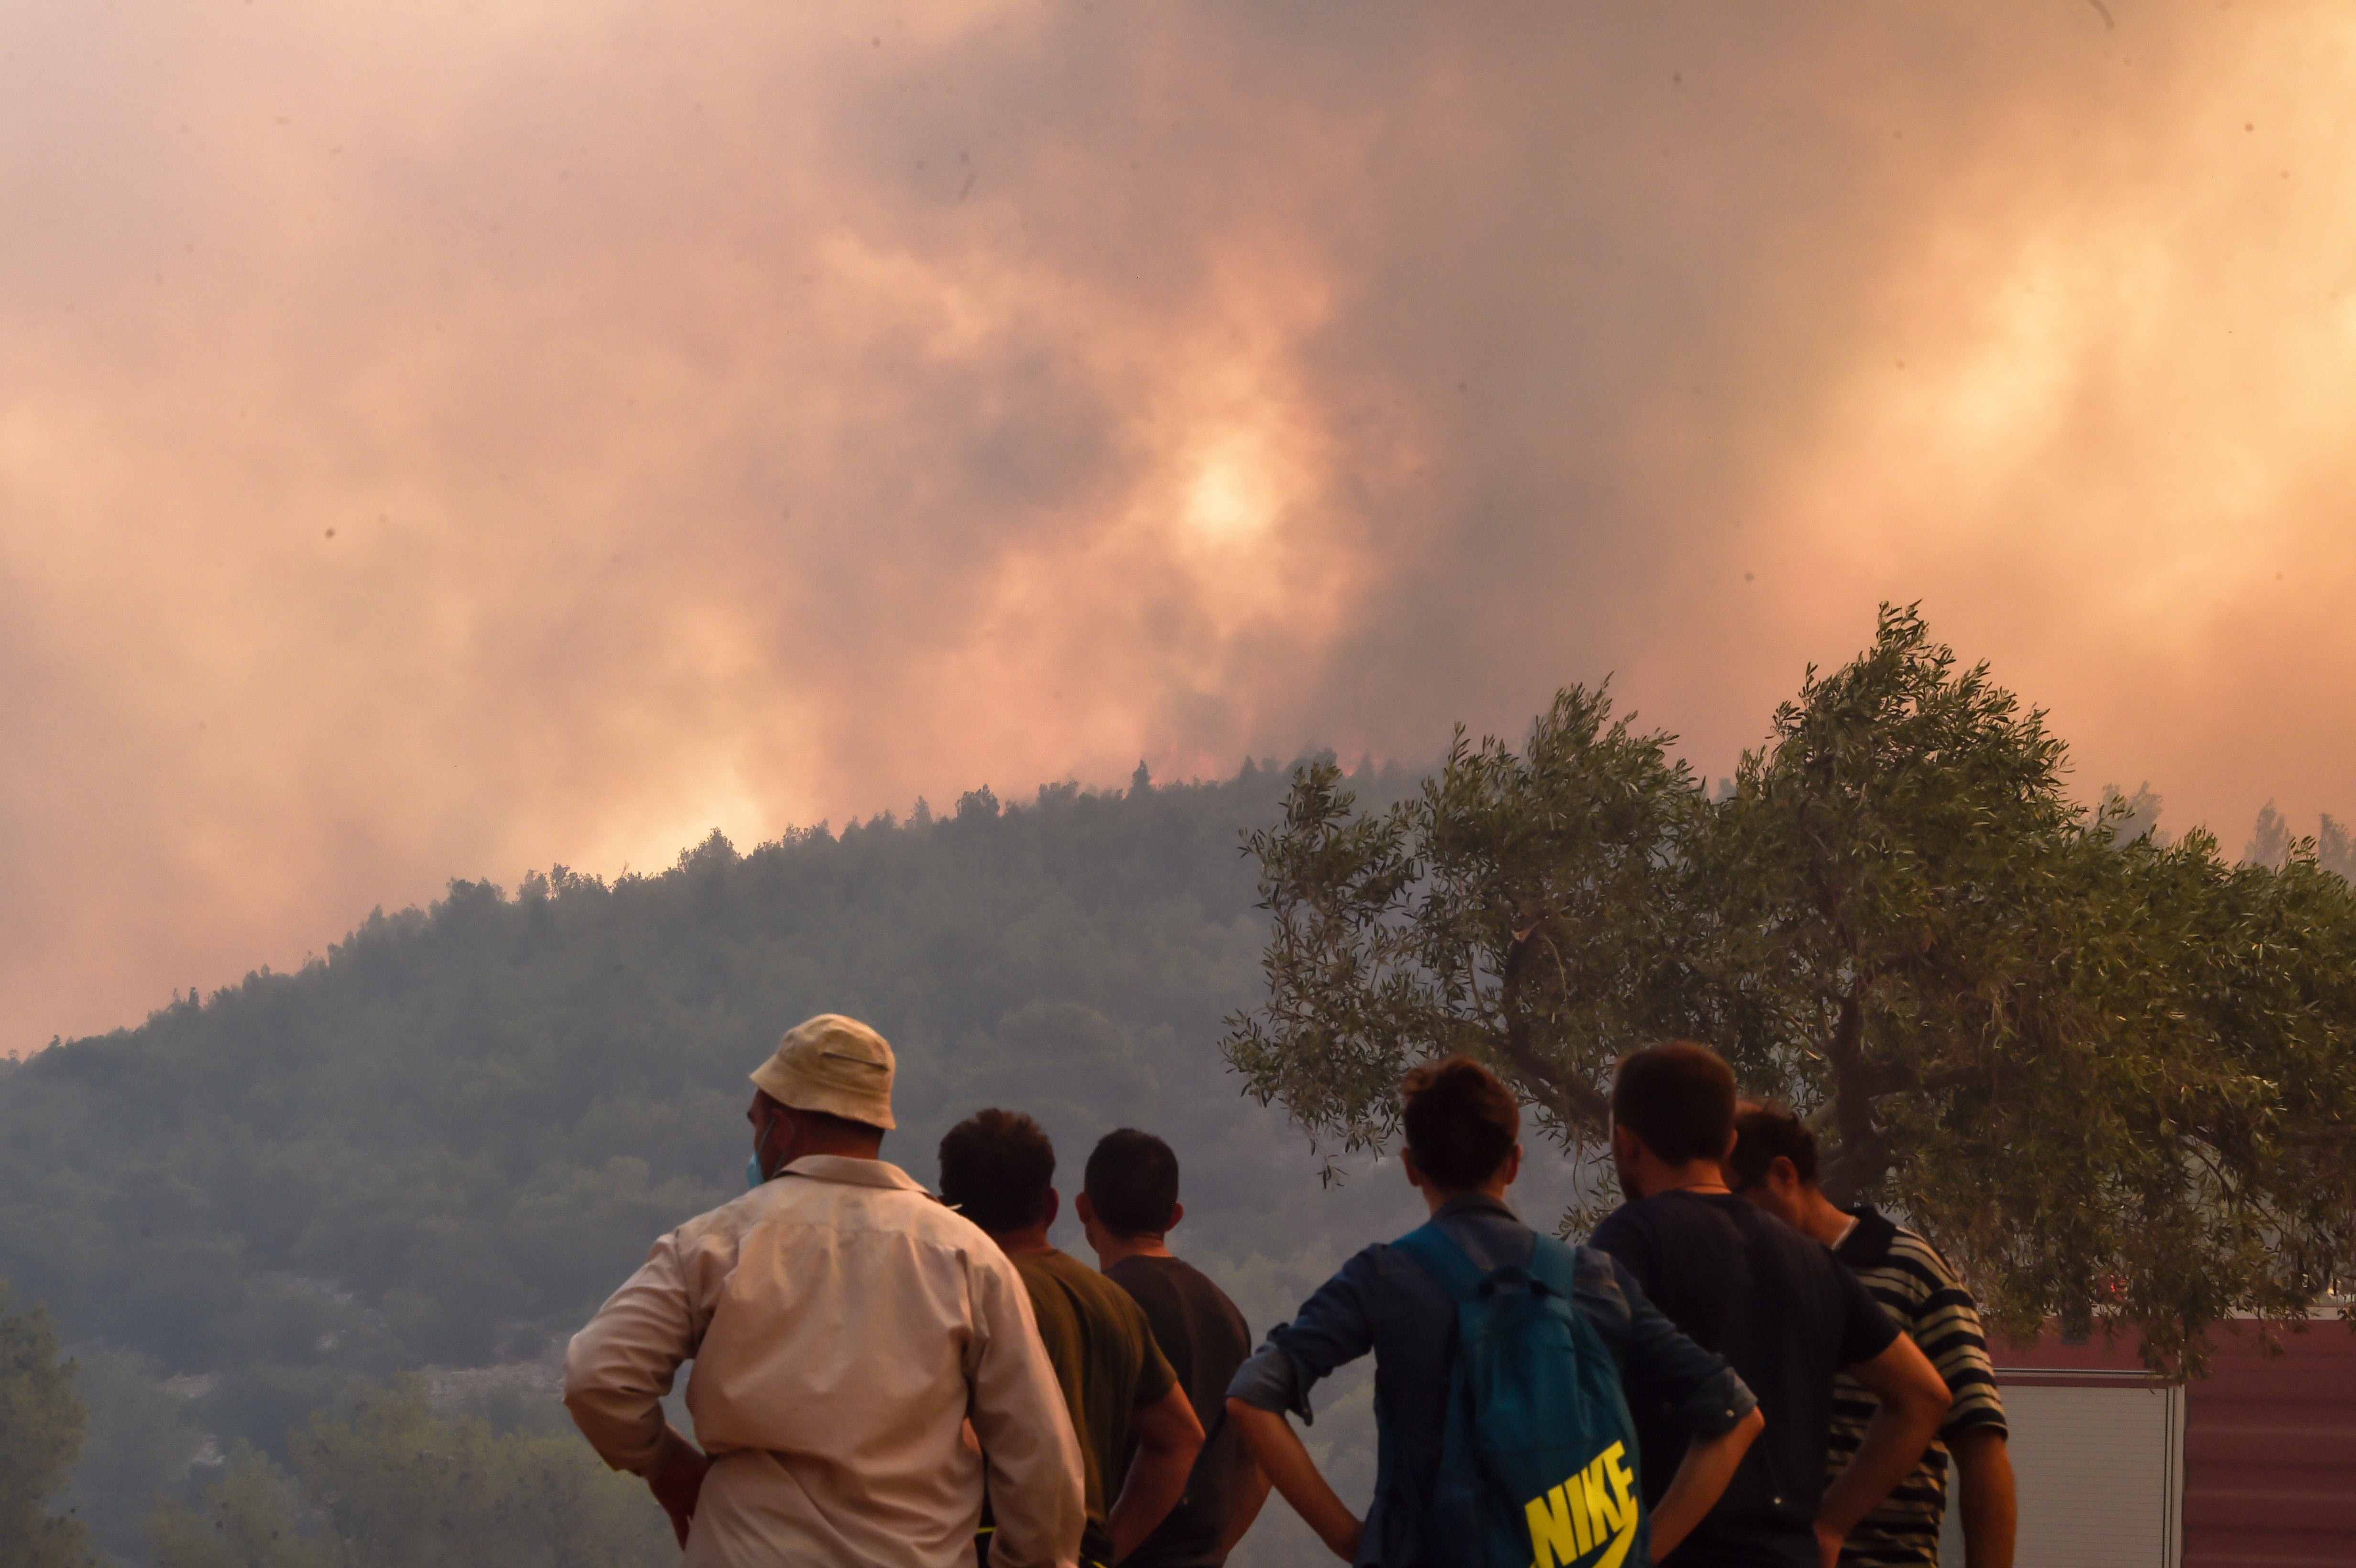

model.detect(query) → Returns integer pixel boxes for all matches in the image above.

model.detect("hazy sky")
[7,1,2355,1050]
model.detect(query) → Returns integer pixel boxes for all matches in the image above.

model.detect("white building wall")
[1988,1382,2182,1568]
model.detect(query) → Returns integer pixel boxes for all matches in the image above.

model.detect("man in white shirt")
[565,1013,1086,1567]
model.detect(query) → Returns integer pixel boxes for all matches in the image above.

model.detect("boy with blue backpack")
[1225,1056,1766,1567]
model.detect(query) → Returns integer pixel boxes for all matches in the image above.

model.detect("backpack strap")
[1396,1221,1586,1304]
[1526,1233,1581,1301]
[1389,1220,1485,1300]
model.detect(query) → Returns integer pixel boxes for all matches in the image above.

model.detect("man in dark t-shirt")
[1078,1130,1266,1568]
[1590,1044,1950,1568]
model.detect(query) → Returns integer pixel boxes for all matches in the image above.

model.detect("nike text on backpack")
[1388,1222,1650,1568]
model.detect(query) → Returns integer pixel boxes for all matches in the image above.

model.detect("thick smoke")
[4,1,2353,1047]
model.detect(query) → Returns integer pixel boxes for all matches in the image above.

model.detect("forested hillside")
[4,761,1584,1565]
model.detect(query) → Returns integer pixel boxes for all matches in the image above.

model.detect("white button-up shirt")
[565,1154,1084,1567]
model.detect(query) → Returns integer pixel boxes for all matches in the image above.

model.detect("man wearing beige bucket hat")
[566,1014,1086,1567]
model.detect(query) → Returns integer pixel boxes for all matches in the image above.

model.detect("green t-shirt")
[1012,1247,1179,1531]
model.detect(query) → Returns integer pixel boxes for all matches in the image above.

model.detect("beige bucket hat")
[749,1013,896,1129]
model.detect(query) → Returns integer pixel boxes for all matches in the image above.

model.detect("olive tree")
[1222,606,2356,1368]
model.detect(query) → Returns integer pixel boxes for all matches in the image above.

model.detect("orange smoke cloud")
[4,1,2353,1049]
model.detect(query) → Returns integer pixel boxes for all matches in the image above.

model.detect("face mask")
[747,1116,781,1189]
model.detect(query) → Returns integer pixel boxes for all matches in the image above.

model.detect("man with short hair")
[1225,1055,1766,1567]
[939,1109,1206,1568]
[1076,1129,1270,1568]
[564,1014,1084,1567]
[1727,1104,2017,1568]
[1591,1042,1951,1568]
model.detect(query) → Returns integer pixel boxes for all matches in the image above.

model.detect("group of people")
[564,1016,2017,1568]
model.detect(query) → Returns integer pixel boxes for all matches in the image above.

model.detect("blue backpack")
[1388,1222,1650,1568]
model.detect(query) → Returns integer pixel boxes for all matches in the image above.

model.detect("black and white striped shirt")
[1830,1207,2008,1567]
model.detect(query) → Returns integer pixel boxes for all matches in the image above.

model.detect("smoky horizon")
[7,0,2356,1050]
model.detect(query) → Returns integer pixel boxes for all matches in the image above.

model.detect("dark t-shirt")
[1012,1249,1179,1540]
[1105,1254,1254,1568]
[1590,1190,1899,1568]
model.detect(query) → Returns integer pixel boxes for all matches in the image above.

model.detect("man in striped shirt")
[1728,1106,2018,1568]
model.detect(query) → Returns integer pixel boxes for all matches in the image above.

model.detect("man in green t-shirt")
[941,1109,1205,1567]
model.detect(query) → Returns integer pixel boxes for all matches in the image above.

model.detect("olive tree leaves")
[1222,686,1701,1198]
[1223,606,2356,1368]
